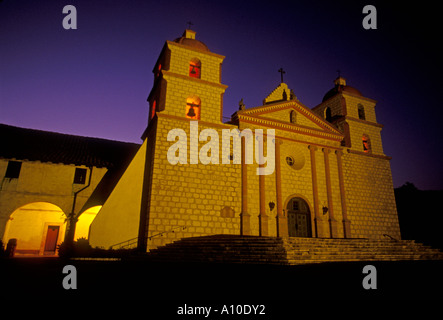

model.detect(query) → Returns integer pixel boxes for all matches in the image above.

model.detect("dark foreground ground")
[1,258,442,310]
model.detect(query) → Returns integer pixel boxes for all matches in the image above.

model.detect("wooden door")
[287,197,312,237]
[44,226,60,252]
[288,211,297,237]
[295,213,309,237]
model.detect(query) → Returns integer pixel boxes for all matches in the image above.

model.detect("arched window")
[186,95,201,120]
[358,104,366,120]
[290,110,296,124]
[325,107,332,122]
[189,58,201,79]
[155,63,162,78]
[150,100,157,119]
[362,135,371,153]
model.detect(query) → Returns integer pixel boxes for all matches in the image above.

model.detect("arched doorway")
[286,197,312,237]
[74,205,101,240]
[3,202,66,255]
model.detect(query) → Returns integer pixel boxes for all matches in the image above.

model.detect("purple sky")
[1,0,442,190]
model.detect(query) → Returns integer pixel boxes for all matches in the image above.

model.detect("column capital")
[322,147,331,154]
[335,149,344,156]
[308,145,318,152]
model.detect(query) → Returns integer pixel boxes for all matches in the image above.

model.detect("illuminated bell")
[190,66,197,74]
[187,106,196,117]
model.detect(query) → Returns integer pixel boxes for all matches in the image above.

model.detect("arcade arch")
[3,202,66,255]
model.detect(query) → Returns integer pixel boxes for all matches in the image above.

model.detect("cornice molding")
[162,70,228,90]
[238,114,344,142]
[345,116,384,128]
[347,148,392,160]
[238,100,341,134]
[166,40,226,59]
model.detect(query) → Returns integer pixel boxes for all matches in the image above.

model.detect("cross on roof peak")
[278,68,286,83]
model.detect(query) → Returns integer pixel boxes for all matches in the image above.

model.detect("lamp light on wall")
[269,201,275,212]
[322,206,329,215]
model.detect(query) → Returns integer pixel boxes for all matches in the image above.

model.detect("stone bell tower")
[313,77,400,240]
[147,29,227,125]
[137,30,239,251]
[313,76,384,156]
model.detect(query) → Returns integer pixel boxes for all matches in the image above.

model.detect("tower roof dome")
[173,29,210,52]
[322,76,363,102]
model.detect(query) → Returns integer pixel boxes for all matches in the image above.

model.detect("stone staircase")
[284,237,443,264]
[147,235,443,265]
[148,235,287,264]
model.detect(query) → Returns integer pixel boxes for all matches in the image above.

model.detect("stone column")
[258,135,268,236]
[309,145,326,237]
[275,139,288,237]
[240,136,251,235]
[335,150,351,238]
[323,148,338,238]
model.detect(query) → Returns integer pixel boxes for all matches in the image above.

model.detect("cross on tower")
[278,68,286,83]
[186,21,194,30]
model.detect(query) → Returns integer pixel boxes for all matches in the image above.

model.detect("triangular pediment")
[235,100,343,140]
[263,83,297,105]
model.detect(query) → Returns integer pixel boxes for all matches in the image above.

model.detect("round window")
[283,145,305,170]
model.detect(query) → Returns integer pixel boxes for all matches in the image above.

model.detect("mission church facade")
[1,29,400,254]
[89,29,400,251]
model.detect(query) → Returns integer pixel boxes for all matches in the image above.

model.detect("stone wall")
[0,159,106,252]
[146,116,241,250]
[342,152,400,239]
[0,159,106,238]
[89,141,146,249]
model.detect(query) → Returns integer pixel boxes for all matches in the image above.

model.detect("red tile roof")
[0,124,140,168]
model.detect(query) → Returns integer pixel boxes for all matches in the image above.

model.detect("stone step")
[148,253,442,265]
[147,253,289,263]
[165,243,428,250]
[149,253,287,261]
[176,239,421,249]
[158,245,439,254]
[151,248,440,258]
[147,235,443,265]
[154,245,440,256]
[288,246,440,252]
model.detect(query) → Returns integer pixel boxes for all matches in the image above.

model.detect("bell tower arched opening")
[186,95,201,120]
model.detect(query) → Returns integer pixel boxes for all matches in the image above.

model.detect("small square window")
[5,161,22,179]
[73,168,87,184]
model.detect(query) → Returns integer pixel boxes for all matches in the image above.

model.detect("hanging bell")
[187,106,196,117]
[190,66,197,74]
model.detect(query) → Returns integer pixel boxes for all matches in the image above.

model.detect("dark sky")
[1,0,442,190]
